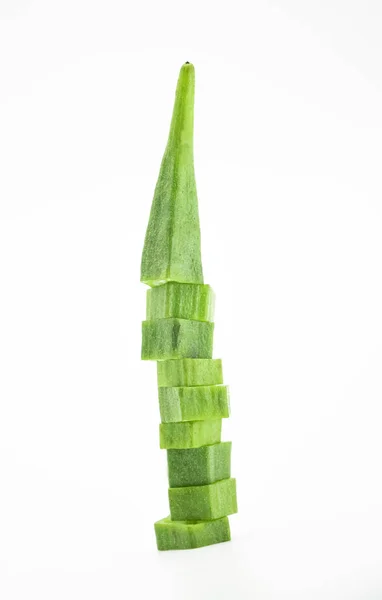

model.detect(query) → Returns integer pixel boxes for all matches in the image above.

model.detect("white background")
[1,1,382,598]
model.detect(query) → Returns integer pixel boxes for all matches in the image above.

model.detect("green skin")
[159,384,230,423]
[167,442,232,488]
[169,478,238,521]
[154,516,230,551]
[159,419,222,449]
[141,318,214,360]
[140,63,203,287]
[157,358,223,387]
[146,282,214,322]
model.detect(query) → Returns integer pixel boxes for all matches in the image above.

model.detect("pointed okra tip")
[180,61,194,83]
[174,62,194,103]
[140,59,203,287]
[166,61,195,150]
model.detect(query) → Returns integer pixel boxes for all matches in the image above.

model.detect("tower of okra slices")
[141,62,238,551]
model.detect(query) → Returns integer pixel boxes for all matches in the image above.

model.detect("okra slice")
[160,419,221,449]
[141,318,214,360]
[146,283,214,322]
[169,478,238,521]
[167,442,232,487]
[159,385,229,423]
[157,358,223,387]
[154,516,230,551]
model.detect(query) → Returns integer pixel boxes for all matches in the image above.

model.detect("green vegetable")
[160,419,222,449]
[140,63,203,286]
[146,283,214,322]
[159,385,229,423]
[154,516,230,551]
[169,478,238,521]
[167,442,232,487]
[157,358,223,387]
[141,318,214,360]
[141,62,238,550]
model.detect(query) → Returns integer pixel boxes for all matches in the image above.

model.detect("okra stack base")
[142,281,237,550]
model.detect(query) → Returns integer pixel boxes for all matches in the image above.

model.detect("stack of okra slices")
[140,62,237,550]
[142,283,238,550]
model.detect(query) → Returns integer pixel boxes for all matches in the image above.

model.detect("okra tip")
[180,61,194,73]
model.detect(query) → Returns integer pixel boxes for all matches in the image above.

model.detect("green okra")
[154,516,230,551]
[146,282,214,322]
[169,478,238,521]
[160,419,222,449]
[141,63,203,286]
[157,358,223,387]
[167,442,232,487]
[141,62,238,551]
[141,318,214,360]
[159,384,230,422]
